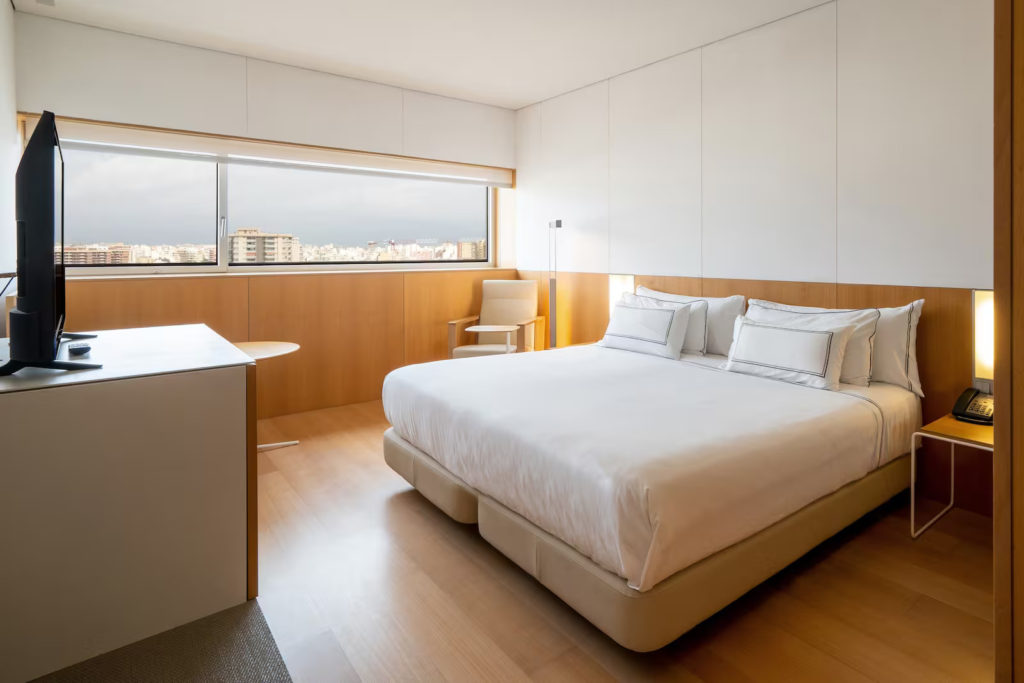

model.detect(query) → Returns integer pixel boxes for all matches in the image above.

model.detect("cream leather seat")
[448,280,544,359]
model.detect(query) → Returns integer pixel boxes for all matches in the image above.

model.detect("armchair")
[447,280,545,359]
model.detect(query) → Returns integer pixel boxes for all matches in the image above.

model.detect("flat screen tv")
[1,111,98,376]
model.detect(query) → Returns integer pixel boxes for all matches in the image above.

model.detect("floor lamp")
[548,219,562,348]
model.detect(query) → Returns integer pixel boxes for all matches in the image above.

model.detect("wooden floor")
[256,401,994,682]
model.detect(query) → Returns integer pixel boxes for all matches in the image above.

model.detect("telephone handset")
[952,388,994,425]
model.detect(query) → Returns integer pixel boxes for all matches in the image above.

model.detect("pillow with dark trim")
[724,316,855,391]
[745,299,880,387]
[599,297,694,359]
[635,286,743,356]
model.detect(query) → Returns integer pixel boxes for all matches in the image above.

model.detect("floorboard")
[257,401,994,682]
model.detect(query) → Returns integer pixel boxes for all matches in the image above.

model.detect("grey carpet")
[33,601,292,683]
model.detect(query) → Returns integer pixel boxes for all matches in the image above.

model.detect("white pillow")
[623,293,708,355]
[635,286,745,356]
[725,316,855,391]
[872,299,925,397]
[745,300,880,387]
[599,297,693,359]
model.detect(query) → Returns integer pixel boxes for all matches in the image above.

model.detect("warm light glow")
[608,274,635,316]
[974,289,994,382]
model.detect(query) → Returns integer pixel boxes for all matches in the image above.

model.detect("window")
[27,114,510,271]
[227,164,489,264]
[62,145,218,265]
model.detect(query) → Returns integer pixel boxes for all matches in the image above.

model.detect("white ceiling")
[14,0,827,110]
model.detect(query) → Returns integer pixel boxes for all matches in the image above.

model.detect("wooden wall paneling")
[996,0,1020,674]
[246,362,258,600]
[518,270,609,347]
[994,0,1013,674]
[837,284,989,515]
[703,277,837,308]
[247,273,405,418]
[634,275,702,297]
[64,276,250,342]
[836,284,972,424]
[554,272,610,347]
[518,270,550,350]
[403,269,517,364]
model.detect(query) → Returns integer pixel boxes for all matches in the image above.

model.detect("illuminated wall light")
[608,274,636,316]
[973,289,994,389]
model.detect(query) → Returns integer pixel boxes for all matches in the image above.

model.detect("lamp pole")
[548,219,562,348]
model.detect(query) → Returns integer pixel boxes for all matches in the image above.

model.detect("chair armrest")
[515,316,546,353]
[447,315,480,358]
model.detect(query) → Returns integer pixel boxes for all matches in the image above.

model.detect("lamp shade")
[973,289,994,383]
[608,274,635,316]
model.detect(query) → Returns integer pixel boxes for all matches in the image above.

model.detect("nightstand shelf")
[910,414,994,538]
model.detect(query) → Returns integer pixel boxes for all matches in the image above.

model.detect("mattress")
[382,345,920,592]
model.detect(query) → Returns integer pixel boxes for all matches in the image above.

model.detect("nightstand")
[910,414,993,538]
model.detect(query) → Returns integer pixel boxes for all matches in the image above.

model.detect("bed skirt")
[383,427,909,652]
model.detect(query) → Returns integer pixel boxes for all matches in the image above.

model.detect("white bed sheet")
[382,345,920,592]
[679,352,921,465]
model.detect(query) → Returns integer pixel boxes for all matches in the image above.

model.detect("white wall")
[1,0,17,281]
[702,4,837,283]
[609,51,701,277]
[14,13,515,169]
[515,0,994,289]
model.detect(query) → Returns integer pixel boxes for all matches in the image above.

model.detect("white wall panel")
[14,15,516,169]
[609,51,701,277]
[837,0,993,289]
[0,2,17,277]
[15,14,247,137]
[514,104,549,270]
[403,91,515,168]
[701,3,837,283]
[539,82,610,273]
[246,60,403,155]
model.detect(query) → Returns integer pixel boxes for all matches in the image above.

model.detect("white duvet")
[382,345,920,592]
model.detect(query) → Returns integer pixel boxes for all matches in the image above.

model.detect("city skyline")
[63,227,487,265]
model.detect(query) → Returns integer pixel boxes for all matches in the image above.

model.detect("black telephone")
[953,388,994,425]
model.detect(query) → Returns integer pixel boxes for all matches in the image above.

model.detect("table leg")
[910,435,956,538]
[258,440,300,452]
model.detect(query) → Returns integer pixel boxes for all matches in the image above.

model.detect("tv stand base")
[0,359,103,376]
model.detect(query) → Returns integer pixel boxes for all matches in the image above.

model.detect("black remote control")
[68,343,91,356]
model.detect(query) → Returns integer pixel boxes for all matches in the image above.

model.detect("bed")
[382,344,921,651]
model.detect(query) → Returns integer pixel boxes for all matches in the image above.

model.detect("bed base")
[383,428,909,652]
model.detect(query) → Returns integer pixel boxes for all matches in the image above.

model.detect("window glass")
[227,163,488,264]
[62,146,218,265]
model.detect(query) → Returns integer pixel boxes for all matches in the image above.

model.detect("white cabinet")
[0,325,255,682]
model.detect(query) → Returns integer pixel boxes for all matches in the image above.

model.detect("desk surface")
[920,414,995,449]
[0,324,253,394]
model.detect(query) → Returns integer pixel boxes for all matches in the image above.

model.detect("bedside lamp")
[973,289,994,394]
[608,274,635,316]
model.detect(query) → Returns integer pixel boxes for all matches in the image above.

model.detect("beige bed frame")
[384,427,909,652]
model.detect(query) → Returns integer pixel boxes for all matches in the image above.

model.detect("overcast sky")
[62,148,488,246]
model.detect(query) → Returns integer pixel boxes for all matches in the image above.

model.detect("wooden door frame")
[995,0,1016,678]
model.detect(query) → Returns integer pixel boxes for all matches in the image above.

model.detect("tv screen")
[1,111,99,376]
[53,141,64,340]
[3,111,65,368]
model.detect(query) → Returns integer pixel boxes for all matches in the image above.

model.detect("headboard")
[635,275,973,426]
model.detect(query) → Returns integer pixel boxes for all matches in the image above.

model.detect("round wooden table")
[235,341,300,361]
[235,341,301,452]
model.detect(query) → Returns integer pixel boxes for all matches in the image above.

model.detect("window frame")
[19,115,506,276]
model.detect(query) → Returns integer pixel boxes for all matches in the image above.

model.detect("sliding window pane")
[62,146,218,265]
[227,164,488,264]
